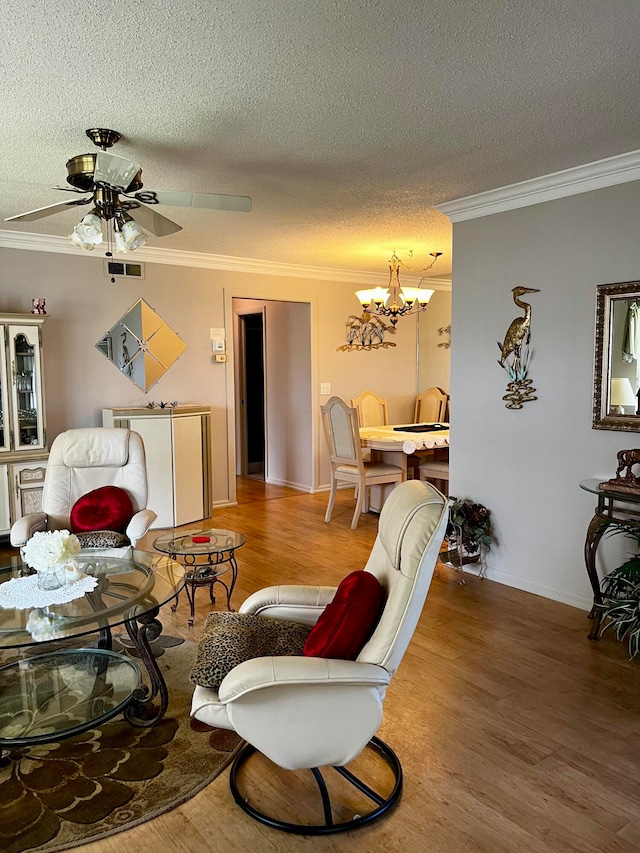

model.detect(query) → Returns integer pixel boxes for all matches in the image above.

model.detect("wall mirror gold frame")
[96,298,187,393]
[593,280,640,432]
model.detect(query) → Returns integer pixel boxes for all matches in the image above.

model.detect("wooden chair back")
[414,387,448,423]
[352,390,388,427]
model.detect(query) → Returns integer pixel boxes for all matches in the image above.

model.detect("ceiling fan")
[5,128,252,253]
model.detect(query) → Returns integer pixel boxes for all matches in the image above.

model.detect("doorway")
[241,312,265,479]
[232,297,313,494]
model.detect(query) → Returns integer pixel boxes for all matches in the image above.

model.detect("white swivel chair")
[10,428,157,547]
[321,396,404,530]
[191,479,449,833]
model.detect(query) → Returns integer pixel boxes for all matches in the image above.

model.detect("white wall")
[449,180,640,609]
[264,300,312,490]
[418,289,452,395]
[0,247,437,507]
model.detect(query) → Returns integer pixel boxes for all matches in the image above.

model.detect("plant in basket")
[446,497,493,561]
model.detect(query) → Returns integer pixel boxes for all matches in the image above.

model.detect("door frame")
[224,285,319,507]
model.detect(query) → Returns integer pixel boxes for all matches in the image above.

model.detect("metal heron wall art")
[497,287,540,409]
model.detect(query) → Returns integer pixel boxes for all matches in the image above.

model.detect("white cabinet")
[0,315,48,536]
[102,406,212,529]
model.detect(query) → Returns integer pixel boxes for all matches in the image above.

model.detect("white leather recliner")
[191,479,448,833]
[10,428,157,548]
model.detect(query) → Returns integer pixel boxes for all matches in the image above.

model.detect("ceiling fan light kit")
[69,211,104,250]
[356,251,442,326]
[5,127,252,256]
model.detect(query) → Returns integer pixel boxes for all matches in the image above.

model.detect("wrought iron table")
[153,528,246,625]
[580,479,640,639]
[0,549,184,726]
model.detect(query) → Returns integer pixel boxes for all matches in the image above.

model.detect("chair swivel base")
[229,735,403,835]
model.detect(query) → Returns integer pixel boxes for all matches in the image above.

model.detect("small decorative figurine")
[599,449,640,493]
[31,298,47,315]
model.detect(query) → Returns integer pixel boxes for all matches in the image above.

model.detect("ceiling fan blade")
[142,190,252,213]
[52,185,88,193]
[5,197,91,222]
[94,151,142,191]
[130,202,183,237]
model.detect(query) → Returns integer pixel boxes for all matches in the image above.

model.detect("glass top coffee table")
[153,528,246,625]
[0,549,184,727]
[0,648,142,747]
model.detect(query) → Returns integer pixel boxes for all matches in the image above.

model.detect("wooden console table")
[580,479,640,639]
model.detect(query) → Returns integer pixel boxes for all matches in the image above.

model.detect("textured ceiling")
[2,1,640,276]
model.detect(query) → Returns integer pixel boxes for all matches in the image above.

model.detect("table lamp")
[609,377,637,415]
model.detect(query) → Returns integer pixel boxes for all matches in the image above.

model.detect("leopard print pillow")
[75,530,129,548]
[189,611,312,690]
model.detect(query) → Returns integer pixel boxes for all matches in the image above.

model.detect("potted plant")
[598,523,640,658]
[440,497,492,576]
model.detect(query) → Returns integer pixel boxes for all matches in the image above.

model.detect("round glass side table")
[153,528,246,625]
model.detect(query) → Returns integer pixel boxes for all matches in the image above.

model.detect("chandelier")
[356,251,442,326]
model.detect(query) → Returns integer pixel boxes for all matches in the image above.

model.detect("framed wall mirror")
[96,298,187,393]
[593,280,640,431]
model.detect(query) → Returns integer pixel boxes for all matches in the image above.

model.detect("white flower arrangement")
[23,529,81,572]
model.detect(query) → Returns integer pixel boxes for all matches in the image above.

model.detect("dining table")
[359,423,450,511]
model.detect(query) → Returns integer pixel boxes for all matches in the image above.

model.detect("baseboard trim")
[264,477,311,492]
[458,562,593,612]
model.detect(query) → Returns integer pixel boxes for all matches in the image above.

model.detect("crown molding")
[436,149,640,222]
[0,230,451,289]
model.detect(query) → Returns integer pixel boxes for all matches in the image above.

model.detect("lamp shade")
[400,286,434,307]
[69,212,103,250]
[610,377,637,407]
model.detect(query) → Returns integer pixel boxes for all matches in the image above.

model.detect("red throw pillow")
[303,570,384,660]
[70,486,133,534]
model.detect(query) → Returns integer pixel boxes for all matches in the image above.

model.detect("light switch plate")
[320,383,331,395]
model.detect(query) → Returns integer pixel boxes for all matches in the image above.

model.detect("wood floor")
[63,480,640,851]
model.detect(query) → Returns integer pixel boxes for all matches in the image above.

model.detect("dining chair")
[351,390,388,427]
[414,387,448,424]
[321,396,404,529]
[418,457,449,495]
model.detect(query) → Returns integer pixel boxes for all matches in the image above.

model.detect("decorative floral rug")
[0,641,242,853]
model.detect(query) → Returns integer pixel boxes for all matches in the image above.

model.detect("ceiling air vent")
[104,260,145,281]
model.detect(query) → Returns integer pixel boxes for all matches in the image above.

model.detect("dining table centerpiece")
[22,529,82,590]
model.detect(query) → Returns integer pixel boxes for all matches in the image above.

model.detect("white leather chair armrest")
[10,512,47,547]
[221,656,391,770]
[239,584,337,625]
[219,656,389,704]
[125,509,157,546]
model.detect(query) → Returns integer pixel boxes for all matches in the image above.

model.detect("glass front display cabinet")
[0,315,48,536]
